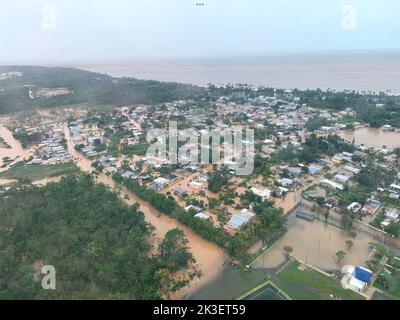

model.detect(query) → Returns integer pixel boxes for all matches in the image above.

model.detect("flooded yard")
[192,216,375,300]
[253,216,374,272]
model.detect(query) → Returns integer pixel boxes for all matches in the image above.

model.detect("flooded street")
[253,217,374,272]
[63,124,226,298]
[340,127,400,150]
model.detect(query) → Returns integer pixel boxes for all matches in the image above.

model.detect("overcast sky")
[0,0,399,64]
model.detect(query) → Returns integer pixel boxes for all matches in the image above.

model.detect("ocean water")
[76,51,400,94]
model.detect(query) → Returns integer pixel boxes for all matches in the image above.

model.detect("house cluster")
[68,120,104,158]
[29,124,72,164]
[380,208,400,229]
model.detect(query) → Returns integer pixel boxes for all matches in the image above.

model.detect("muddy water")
[0,119,34,171]
[274,191,300,214]
[253,218,374,272]
[63,124,226,298]
[340,127,400,150]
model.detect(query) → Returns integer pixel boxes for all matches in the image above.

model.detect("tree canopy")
[0,175,195,299]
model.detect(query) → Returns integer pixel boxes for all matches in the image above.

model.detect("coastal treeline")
[0,66,205,114]
[0,175,196,299]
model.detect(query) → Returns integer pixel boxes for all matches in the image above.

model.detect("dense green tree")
[0,175,193,299]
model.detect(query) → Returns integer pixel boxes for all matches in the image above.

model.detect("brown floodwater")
[274,191,300,214]
[63,124,226,298]
[340,127,400,150]
[0,119,34,170]
[253,218,374,272]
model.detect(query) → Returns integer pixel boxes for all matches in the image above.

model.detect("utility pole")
[318,240,320,256]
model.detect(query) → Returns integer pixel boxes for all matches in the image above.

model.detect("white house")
[154,177,169,189]
[321,179,344,191]
[251,187,271,201]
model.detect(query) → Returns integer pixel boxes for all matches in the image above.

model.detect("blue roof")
[308,166,323,174]
[354,267,373,283]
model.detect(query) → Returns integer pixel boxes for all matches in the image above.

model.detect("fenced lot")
[242,282,288,300]
[374,268,400,299]
[272,260,364,300]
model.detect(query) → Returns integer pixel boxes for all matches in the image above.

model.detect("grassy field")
[0,161,80,181]
[273,260,364,300]
[374,269,400,299]
[371,290,396,300]
[243,283,288,300]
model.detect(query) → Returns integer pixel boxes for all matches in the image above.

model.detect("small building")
[342,265,373,293]
[385,208,400,221]
[277,178,294,187]
[27,158,42,165]
[105,166,118,174]
[154,177,170,189]
[389,184,400,194]
[354,267,373,284]
[227,209,255,230]
[274,186,289,198]
[189,181,205,190]
[194,212,211,222]
[334,173,351,183]
[174,187,188,198]
[321,179,344,191]
[347,202,362,213]
[348,277,367,293]
[251,187,271,201]
[184,205,202,213]
[361,197,381,215]
[287,167,302,176]
[121,171,135,179]
[342,152,354,160]
[308,165,323,175]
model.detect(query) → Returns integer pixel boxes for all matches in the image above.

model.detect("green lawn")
[121,143,150,156]
[243,283,287,300]
[371,290,396,300]
[374,269,400,299]
[273,260,364,300]
[0,161,80,181]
